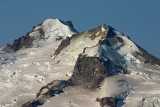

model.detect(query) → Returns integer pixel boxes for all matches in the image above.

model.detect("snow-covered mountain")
[0,19,160,107]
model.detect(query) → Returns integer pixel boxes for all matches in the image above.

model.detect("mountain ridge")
[0,18,160,107]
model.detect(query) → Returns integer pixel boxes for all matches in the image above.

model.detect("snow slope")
[0,19,77,107]
[0,19,160,107]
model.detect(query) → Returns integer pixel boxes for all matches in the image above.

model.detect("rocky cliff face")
[136,44,160,66]
[22,81,70,107]
[69,55,109,89]
[11,33,33,51]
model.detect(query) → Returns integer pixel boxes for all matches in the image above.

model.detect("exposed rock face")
[65,21,74,28]
[61,20,78,32]
[54,37,70,57]
[96,97,119,107]
[136,44,160,66]
[69,55,110,89]
[55,36,63,41]
[90,26,107,40]
[89,25,116,40]
[22,81,70,107]
[11,33,33,51]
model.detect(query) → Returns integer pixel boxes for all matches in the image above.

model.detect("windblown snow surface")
[0,19,160,107]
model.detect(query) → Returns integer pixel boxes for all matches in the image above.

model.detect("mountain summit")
[0,19,160,107]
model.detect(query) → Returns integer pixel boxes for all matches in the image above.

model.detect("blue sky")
[0,0,160,58]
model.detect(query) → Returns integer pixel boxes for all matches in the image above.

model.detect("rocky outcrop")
[54,37,70,57]
[96,97,122,107]
[89,25,124,50]
[106,26,116,38]
[22,80,70,107]
[136,44,160,66]
[69,55,110,89]
[11,33,33,51]
[62,20,78,32]
[90,26,107,40]
[65,21,74,28]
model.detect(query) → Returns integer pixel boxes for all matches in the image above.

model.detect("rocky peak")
[4,19,78,52]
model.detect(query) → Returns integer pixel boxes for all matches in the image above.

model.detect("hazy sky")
[0,0,160,58]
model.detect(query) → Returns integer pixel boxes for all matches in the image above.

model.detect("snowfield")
[0,19,160,107]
